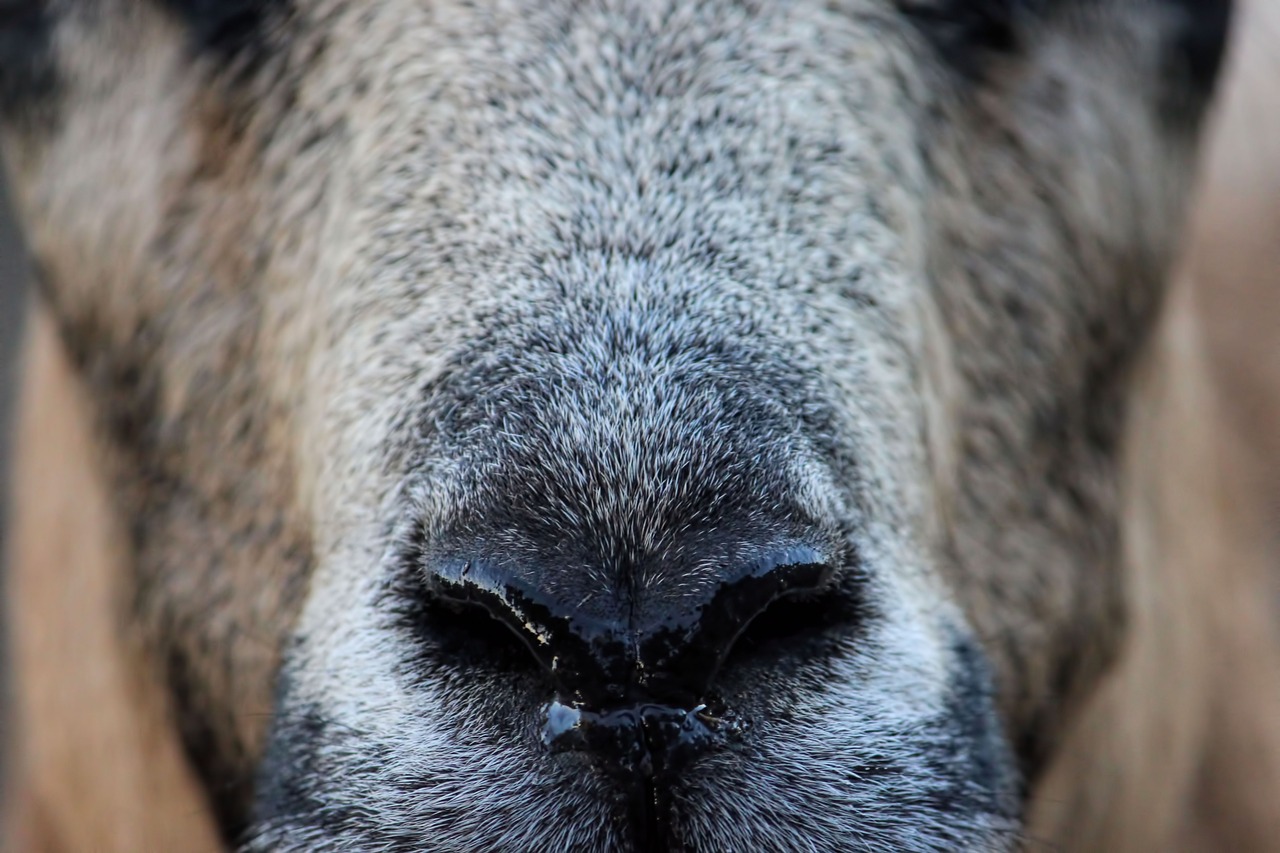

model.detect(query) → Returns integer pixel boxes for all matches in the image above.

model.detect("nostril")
[697,551,835,657]
[412,583,547,676]
[639,549,835,698]
[723,574,862,666]
[419,557,623,698]
[426,561,557,670]
[419,560,586,676]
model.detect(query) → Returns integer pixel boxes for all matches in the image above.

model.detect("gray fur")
[0,0,1222,849]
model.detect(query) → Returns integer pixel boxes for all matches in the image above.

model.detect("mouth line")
[631,764,677,852]
[542,700,751,851]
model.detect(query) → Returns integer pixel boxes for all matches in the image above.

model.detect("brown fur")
[1028,1,1280,845]
[4,307,222,852]
[3,9,318,836]
[7,7,319,829]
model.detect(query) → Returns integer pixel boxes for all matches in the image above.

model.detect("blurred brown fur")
[1194,0,1280,556]
[3,308,221,852]
[1028,1,1280,847]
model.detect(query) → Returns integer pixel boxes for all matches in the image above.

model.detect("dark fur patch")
[163,641,250,846]
[897,0,1050,75]
[902,0,1233,110]
[0,0,59,124]
[154,0,290,66]
[942,633,1023,815]
[1160,0,1233,123]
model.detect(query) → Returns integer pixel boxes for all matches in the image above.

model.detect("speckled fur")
[0,0,1230,849]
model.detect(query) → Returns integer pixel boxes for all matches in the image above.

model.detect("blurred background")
[1,175,28,561]
[0,170,27,817]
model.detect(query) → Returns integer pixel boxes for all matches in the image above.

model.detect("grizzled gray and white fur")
[0,0,1235,849]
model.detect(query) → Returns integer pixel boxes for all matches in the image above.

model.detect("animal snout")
[421,546,833,768]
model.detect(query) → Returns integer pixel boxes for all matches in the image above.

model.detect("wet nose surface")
[541,701,749,779]
[423,544,833,758]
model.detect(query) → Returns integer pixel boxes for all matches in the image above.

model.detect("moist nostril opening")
[417,561,617,694]
[408,562,600,701]
[427,572,559,672]
[706,559,834,651]
[640,557,835,697]
[721,572,866,669]
[406,555,568,675]
[413,588,549,676]
[407,544,855,708]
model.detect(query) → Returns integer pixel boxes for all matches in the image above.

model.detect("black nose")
[423,545,832,759]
